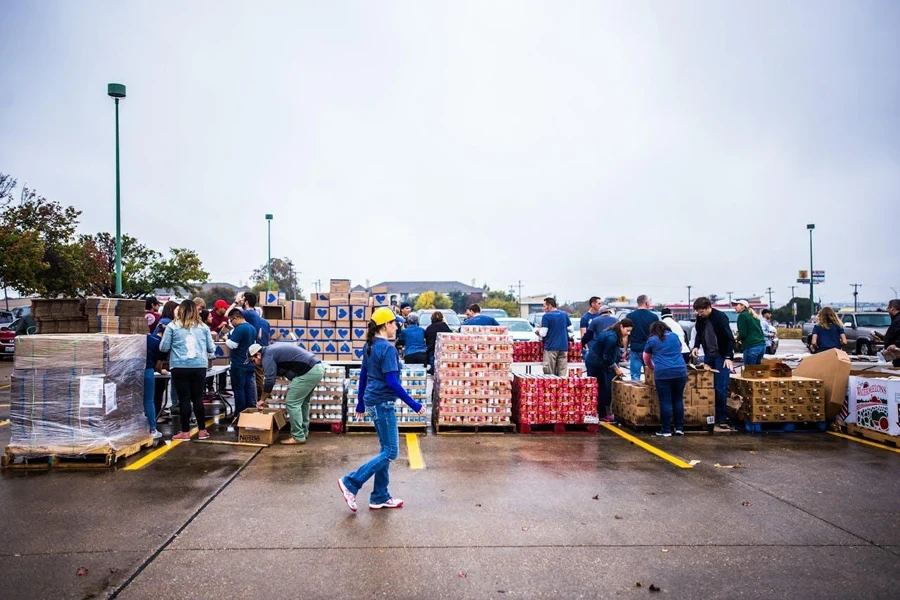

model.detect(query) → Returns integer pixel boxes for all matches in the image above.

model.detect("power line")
[850,283,862,312]
[766,287,774,310]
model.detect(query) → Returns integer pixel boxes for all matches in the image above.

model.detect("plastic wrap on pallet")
[8,334,148,456]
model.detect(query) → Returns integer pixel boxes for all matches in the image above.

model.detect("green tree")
[414,291,437,310]
[448,290,468,314]
[251,257,304,300]
[773,297,812,325]
[482,290,518,318]
[433,292,452,310]
[199,285,241,307]
[81,232,210,298]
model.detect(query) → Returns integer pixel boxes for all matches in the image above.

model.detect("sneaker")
[715,423,735,432]
[369,497,404,510]
[150,430,163,440]
[172,431,191,441]
[197,430,210,440]
[655,431,672,438]
[338,479,358,512]
[674,430,684,436]
[602,415,616,423]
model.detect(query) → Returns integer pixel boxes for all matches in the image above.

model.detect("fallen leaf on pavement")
[661,548,669,553]
[614,514,622,520]
[635,582,643,588]
[592,495,599,500]
[458,570,467,578]
[475,503,482,507]
[714,463,741,469]
[649,584,661,592]
[76,567,88,576]
[742,500,752,507]
[109,567,119,574]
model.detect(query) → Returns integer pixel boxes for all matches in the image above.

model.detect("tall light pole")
[265,214,273,294]
[108,83,126,295]
[807,224,815,315]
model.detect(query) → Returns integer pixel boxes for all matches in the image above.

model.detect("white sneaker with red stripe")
[369,497,404,510]
[338,479,357,512]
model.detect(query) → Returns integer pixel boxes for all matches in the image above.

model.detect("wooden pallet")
[516,422,599,435]
[309,421,344,434]
[616,419,715,434]
[846,424,900,448]
[743,420,827,434]
[2,436,155,469]
[434,423,515,435]
[345,422,428,434]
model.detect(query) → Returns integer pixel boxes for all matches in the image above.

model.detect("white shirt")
[662,316,690,353]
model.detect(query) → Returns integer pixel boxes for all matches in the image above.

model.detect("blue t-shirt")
[400,325,427,355]
[465,314,500,327]
[579,312,602,330]
[542,309,571,352]
[258,317,271,346]
[146,333,165,369]
[362,337,401,406]
[644,331,688,381]
[230,322,257,364]
[626,308,660,352]
[812,324,844,351]
[588,315,618,337]
[242,309,261,338]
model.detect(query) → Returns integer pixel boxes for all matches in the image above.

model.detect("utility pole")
[727,291,734,303]
[516,280,524,317]
[314,280,321,295]
[850,283,862,312]
[687,285,693,317]
[766,287,774,310]
[807,223,816,314]
[789,285,796,301]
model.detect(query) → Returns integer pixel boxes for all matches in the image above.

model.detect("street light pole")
[807,224,815,315]
[265,214,273,295]
[108,83,126,295]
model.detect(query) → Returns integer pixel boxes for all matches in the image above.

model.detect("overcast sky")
[1,1,898,306]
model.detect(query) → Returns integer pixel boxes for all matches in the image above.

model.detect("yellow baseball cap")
[372,307,400,326]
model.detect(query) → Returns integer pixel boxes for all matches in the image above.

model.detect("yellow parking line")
[405,433,425,470]
[828,431,900,455]
[600,423,694,469]
[0,385,10,390]
[0,403,9,407]
[123,416,220,471]
[0,420,9,428]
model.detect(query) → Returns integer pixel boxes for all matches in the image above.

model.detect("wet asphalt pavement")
[1,353,899,599]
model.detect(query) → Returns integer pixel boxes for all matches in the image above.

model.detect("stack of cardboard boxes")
[32,298,146,334]
[613,364,717,427]
[729,364,825,424]
[611,380,657,426]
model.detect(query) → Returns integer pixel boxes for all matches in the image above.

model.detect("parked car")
[801,312,890,355]
[0,310,13,331]
[481,308,509,320]
[417,309,462,332]
[0,327,14,358]
[496,318,539,342]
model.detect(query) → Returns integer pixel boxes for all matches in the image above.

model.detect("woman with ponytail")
[733,299,766,365]
[338,307,425,512]
[585,318,633,422]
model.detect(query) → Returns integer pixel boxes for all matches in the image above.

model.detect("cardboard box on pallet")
[236,408,286,445]
[350,292,370,305]
[351,325,368,341]
[329,293,350,305]
[261,305,285,321]
[292,322,307,340]
[330,306,351,322]
[371,291,390,307]
[319,322,336,340]
[351,341,366,361]
[351,305,372,322]
[793,349,851,420]
[310,305,330,320]
[329,279,351,293]
[846,375,900,436]
[306,322,323,341]
[261,291,282,306]
[334,323,352,340]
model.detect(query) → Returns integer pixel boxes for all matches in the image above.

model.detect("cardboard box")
[309,305,330,320]
[350,292,370,305]
[308,341,324,354]
[330,305,351,321]
[337,341,353,355]
[307,324,322,341]
[213,342,231,361]
[322,341,339,355]
[337,353,353,361]
[289,301,308,320]
[351,305,372,322]
[321,323,337,340]
[329,279,351,293]
[14,334,144,370]
[371,285,388,294]
[334,323,352,340]
[261,291,282,306]
[323,354,340,362]
[793,349,851,420]
[261,305,285,321]
[351,344,366,361]
[351,325,368,341]
[297,341,309,352]
[688,363,716,389]
[847,375,900,435]
[372,292,390,307]
[236,408,287,445]
[330,293,350,305]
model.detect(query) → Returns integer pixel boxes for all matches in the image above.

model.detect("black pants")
[404,352,427,365]
[171,368,207,433]
[154,379,167,417]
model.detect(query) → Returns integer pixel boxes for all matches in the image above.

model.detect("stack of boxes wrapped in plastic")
[511,341,583,364]
[8,334,149,456]
[347,366,429,428]
[434,326,513,427]
[512,375,598,425]
[32,298,147,334]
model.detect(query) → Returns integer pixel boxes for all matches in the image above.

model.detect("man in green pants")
[250,343,325,444]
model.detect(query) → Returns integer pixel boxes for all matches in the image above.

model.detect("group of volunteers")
[578,295,781,437]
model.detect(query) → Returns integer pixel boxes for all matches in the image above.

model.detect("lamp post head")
[107,83,126,98]
[806,223,815,230]
[265,214,273,221]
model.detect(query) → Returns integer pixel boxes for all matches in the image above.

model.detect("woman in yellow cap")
[338,307,425,512]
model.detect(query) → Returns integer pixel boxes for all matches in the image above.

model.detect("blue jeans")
[231,363,258,413]
[343,402,399,505]
[704,355,731,424]
[742,344,765,366]
[143,368,157,432]
[655,376,686,434]
[629,350,644,381]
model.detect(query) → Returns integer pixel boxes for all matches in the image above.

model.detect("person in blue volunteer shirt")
[579,297,603,337]
[144,330,166,440]
[626,294,660,380]
[644,321,689,437]
[339,307,424,513]
[811,307,848,353]
[226,309,258,414]
[463,304,500,327]
[397,313,428,365]
[581,306,618,356]
[586,318,633,422]
[539,297,572,376]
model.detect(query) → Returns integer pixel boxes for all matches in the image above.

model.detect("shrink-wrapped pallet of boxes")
[433,327,513,431]
[347,366,429,431]
[4,334,151,467]
[512,374,599,433]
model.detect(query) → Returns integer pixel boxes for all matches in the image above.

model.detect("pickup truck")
[801,312,891,355]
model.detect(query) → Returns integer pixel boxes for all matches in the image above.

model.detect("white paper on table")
[79,377,105,409]
[104,382,117,415]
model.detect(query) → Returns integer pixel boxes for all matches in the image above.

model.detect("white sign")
[104,383,117,415]
[79,377,105,409]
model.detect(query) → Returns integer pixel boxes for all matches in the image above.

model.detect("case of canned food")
[347,366,430,427]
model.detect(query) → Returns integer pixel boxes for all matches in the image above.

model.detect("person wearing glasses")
[225,308,258,414]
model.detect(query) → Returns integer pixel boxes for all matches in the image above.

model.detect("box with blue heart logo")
[306,322,322,341]
[330,305,351,321]
[334,325,352,340]
[310,305,330,320]
[350,305,372,322]
[372,293,390,307]
[320,323,337,340]
[351,325,368,340]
